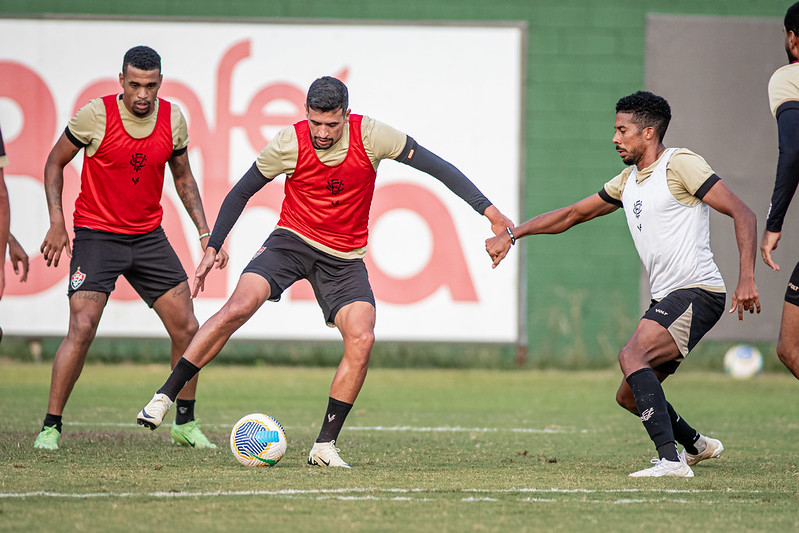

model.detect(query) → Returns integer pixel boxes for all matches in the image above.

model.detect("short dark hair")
[122,46,161,74]
[615,91,671,141]
[786,2,799,34]
[306,76,348,113]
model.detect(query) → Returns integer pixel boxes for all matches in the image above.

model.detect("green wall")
[0,1,788,366]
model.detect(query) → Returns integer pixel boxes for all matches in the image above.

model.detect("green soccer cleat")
[170,420,217,449]
[33,425,60,450]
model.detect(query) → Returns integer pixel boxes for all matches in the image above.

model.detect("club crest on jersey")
[633,199,643,218]
[130,152,147,172]
[252,247,266,260]
[327,177,344,206]
[130,152,147,184]
[70,267,86,290]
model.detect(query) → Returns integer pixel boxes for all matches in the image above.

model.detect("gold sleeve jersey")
[67,96,189,157]
[768,63,799,117]
[602,148,716,207]
[254,115,407,179]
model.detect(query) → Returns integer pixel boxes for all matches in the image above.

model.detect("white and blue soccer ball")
[230,413,287,467]
[723,344,763,380]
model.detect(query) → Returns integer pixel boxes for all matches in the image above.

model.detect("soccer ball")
[723,344,763,380]
[230,413,287,467]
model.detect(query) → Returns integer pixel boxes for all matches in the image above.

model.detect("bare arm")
[0,169,9,298]
[168,151,229,271]
[702,180,760,321]
[40,132,80,267]
[486,193,618,268]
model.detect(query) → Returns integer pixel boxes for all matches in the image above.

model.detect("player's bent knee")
[776,341,799,371]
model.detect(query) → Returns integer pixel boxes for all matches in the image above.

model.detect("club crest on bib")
[70,267,86,290]
[251,247,266,260]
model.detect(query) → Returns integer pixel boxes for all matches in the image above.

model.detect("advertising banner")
[0,18,522,341]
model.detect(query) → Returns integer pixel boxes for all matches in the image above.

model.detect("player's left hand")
[200,234,229,270]
[729,278,760,321]
[483,205,514,237]
[760,230,781,271]
[215,247,229,270]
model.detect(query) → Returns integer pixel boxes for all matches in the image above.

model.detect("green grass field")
[1,362,798,532]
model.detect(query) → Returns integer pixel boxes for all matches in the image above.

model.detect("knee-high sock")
[626,367,679,461]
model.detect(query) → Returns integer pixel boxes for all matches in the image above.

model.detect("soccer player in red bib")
[35,46,228,450]
[137,76,513,467]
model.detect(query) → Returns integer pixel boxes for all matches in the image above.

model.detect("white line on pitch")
[63,421,586,434]
[0,487,771,500]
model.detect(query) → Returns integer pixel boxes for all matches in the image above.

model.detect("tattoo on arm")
[170,154,209,232]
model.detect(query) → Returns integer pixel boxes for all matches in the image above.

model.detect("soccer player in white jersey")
[487,91,761,477]
[761,1,799,381]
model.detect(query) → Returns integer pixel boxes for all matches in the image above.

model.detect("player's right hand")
[40,224,71,267]
[192,247,218,298]
[760,230,781,271]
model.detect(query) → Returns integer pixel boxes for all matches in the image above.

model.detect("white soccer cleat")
[307,440,352,468]
[629,456,694,478]
[682,435,724,467]
[136,393,173,430]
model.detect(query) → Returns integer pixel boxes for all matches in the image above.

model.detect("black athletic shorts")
[68,226,188,307]
[243,229,375,326]
[643,287,726,374]
[785,261,799,306]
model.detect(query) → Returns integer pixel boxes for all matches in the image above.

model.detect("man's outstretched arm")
[395,136,513,234]
[486,193,618,268]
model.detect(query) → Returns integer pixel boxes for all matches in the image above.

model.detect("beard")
[787,43,798,63]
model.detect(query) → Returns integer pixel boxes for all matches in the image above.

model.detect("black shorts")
[68,226,188,308]
[785,261,799,306]
[243,229,375,326]
[643,287,726,374]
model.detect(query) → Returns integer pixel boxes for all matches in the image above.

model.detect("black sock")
[626,368,679,462]
[157,358,201,401]
[175,399,196,425]
[315,397,353,443]
[666,402,700,454]
[42,413,62,433]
